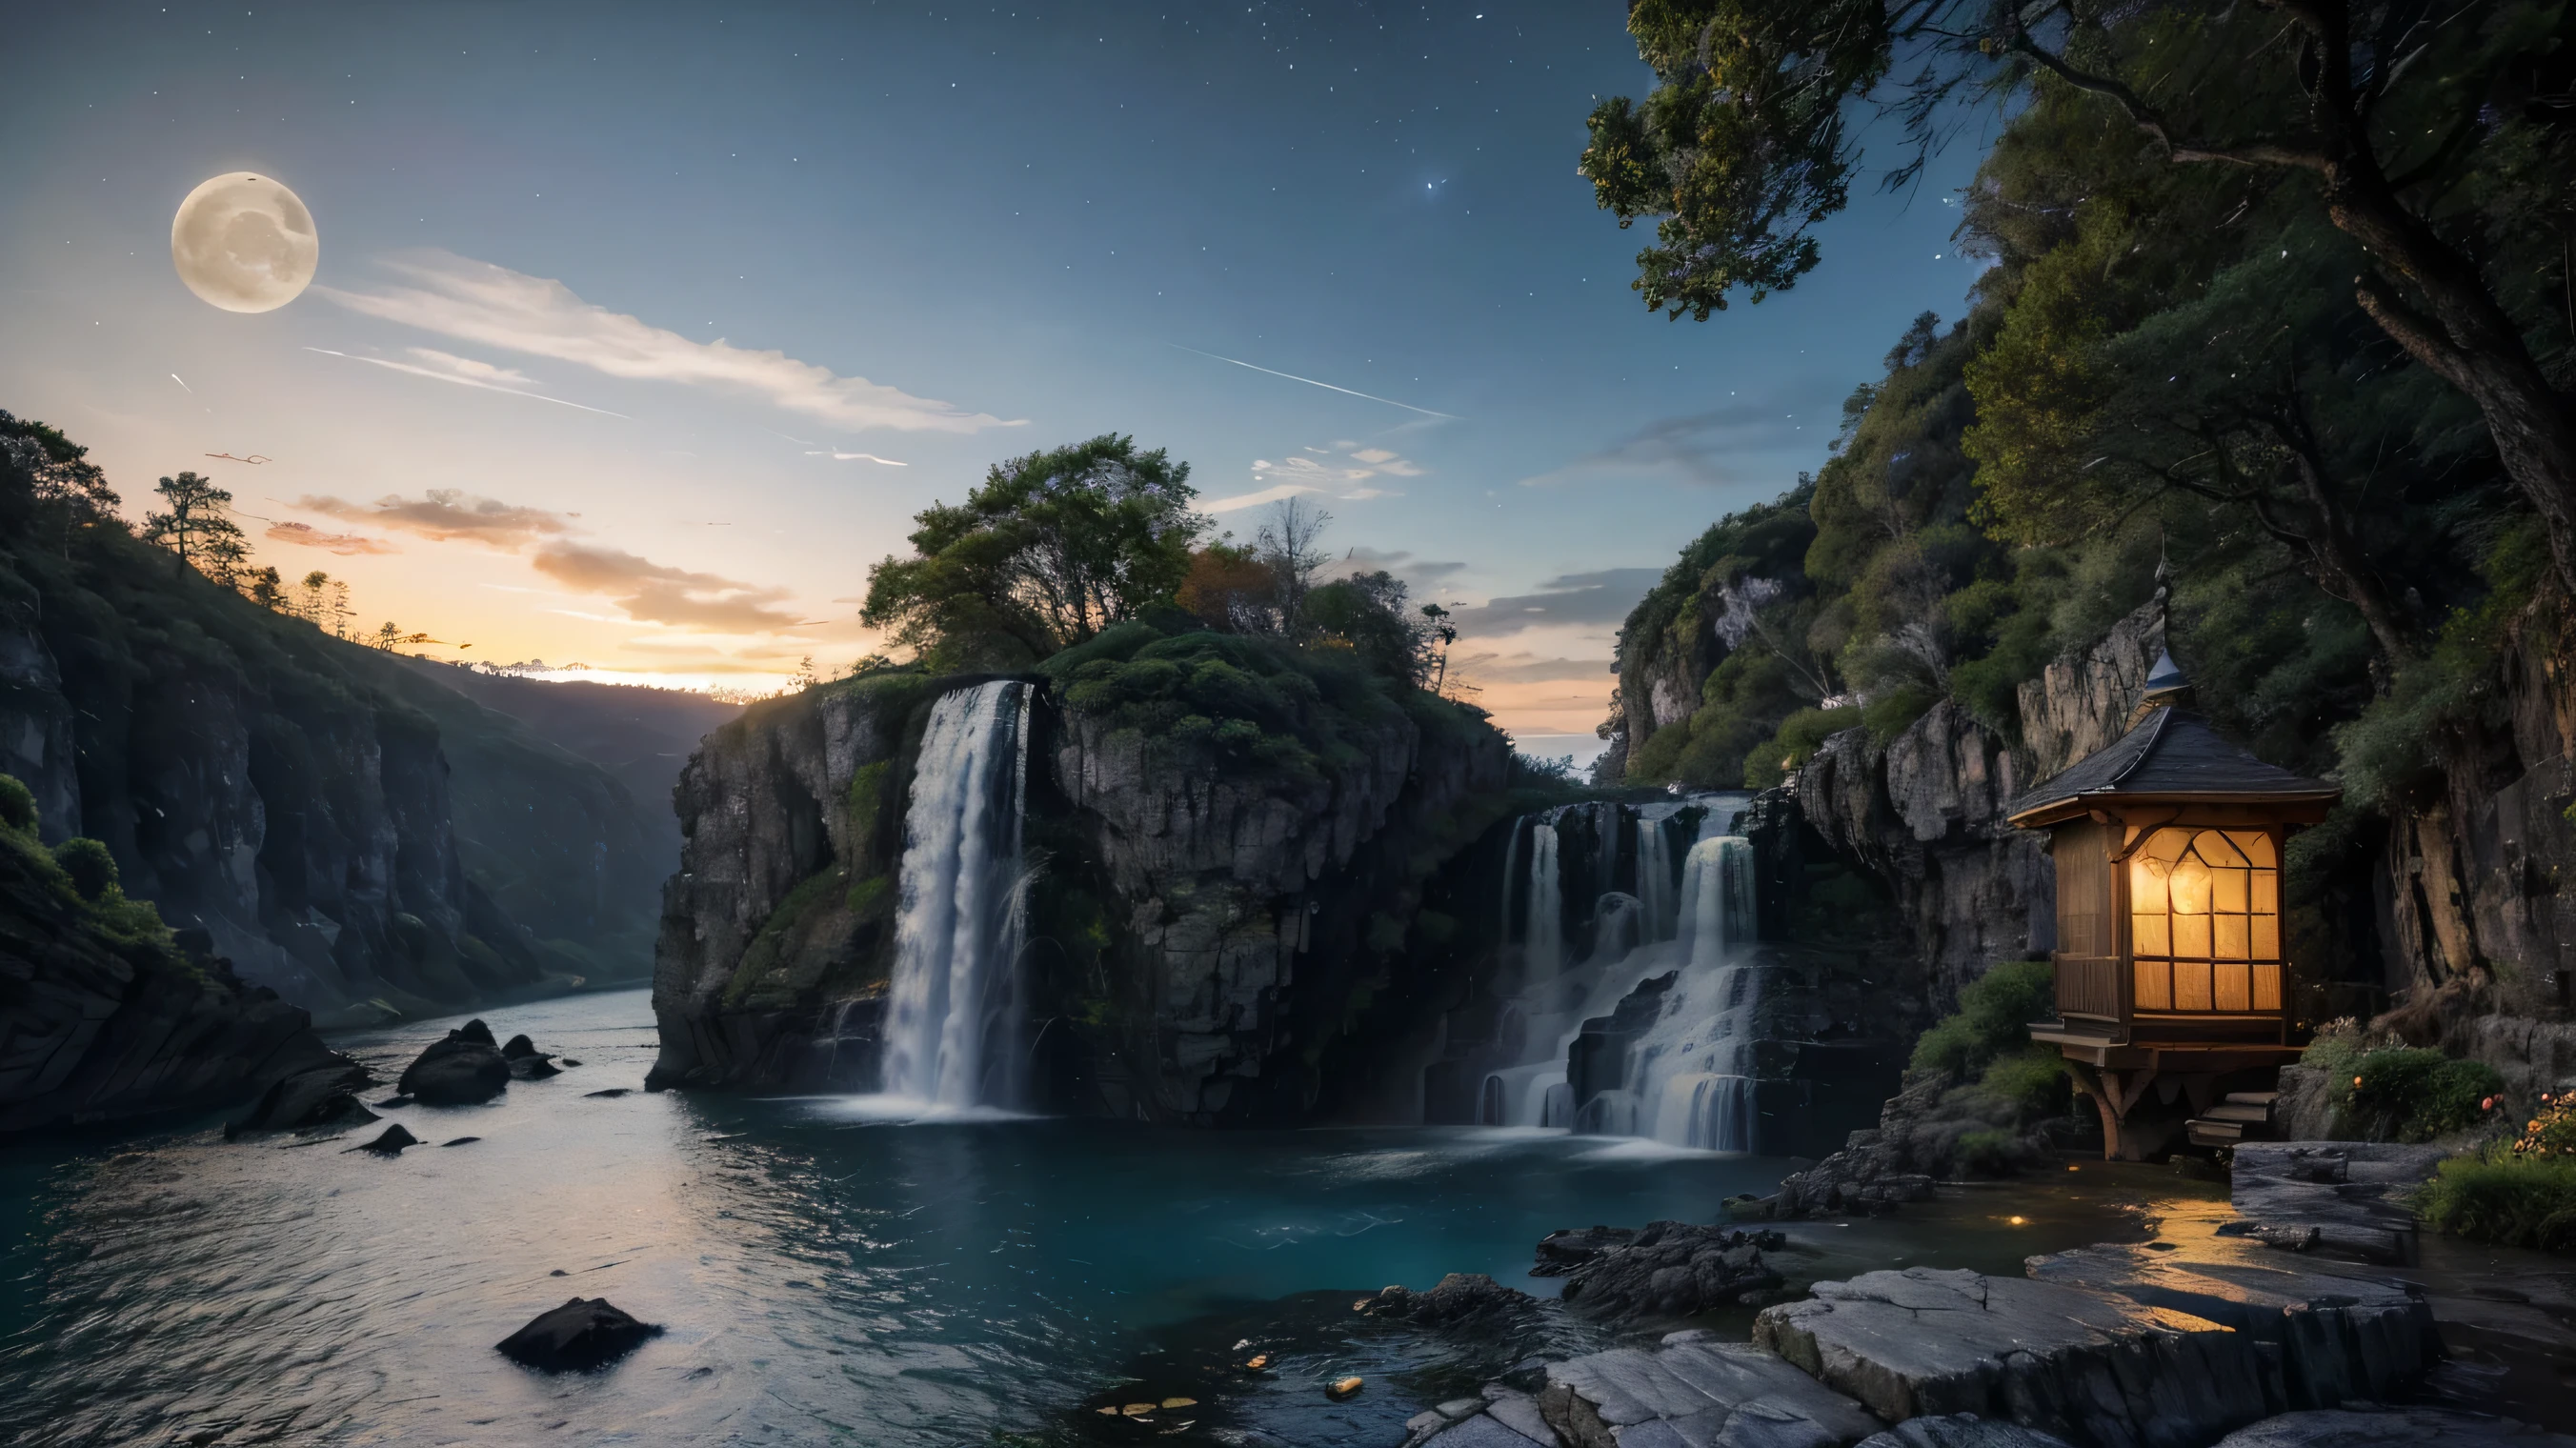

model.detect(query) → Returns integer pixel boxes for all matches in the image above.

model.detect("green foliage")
[1910,958,2056,1079]
[0,774,33,834]
[862,434,1203,671]
[845,874,892,921]
[2417,1145,2576,1254]
[1741,705,1860,789]
[2343,1048,2507,1143]
[1952,1129,2022,1176]
[1980,1045,2072,1116]
[1042,616,1414,791]
[50,836,117,902]
[1298,570,1431,686]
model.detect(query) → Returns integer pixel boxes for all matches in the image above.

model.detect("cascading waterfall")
[876,680,1033,1112]
[1474,794,1761,1143]
[1520,821,1563,987]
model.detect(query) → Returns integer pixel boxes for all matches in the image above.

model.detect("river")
[2,988,2457,1447]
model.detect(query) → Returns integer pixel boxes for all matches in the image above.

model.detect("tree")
[1421,602,1459,694]
[863,434,1204,669]
[140,472,247,582]
[1255,497,1334,632]
[1301,570,1432,685]
[1579,0,2576,594]
[0,411,119,522]
[240,567,287,612]
[1176,537,1280,632]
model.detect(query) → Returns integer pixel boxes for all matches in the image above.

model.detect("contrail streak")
[1170,345,1459,419]
[303,348,630,418]
[170,373,193,393]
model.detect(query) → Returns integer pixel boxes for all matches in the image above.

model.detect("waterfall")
[1464,795,1761,1138]
[1624,836,1763,1150]
[1635,814,1674,942]
[877,680,1033,1112]
[1522,821,1562,985]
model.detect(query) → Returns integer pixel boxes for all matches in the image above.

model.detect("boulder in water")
[1553,1220,1785,1322]
[500,1033,540,1059]
[346,1123,420,1156]
[495,1297,664,1372]
[1531,1224,1637,1276]
[508,1054,560,1080]
[397,1026,511,1105]
[225,1057,376,1137]
[441,1136,480,1147]
[584,1088,632,1098]
[1360,1274,1538,1336]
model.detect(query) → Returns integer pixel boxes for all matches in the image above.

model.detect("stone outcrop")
[1359,1273,1538,1336]
[2025,1244,2439,1408]
[1538,1330,1886,1448]
[2211,1410,2576,1448]
[494,1297,664,1372]
[2217,1141,2448,1265]
[1860,1418,2077,1448]
[0,806,344,1134]
[1752,1267,2278,1447]
[224,1057,375,1136]
[1747,1069,2065,1219]
[1549,1220,1787,1322]
[398,1017,513,1105]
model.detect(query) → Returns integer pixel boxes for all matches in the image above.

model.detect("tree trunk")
[2278,422,2412,665]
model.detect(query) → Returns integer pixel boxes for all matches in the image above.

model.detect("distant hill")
[0,411,678,1019]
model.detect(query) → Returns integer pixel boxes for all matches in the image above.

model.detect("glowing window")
[2129,828,2281,1014]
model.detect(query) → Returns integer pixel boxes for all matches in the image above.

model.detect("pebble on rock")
[494,1297,664,1372]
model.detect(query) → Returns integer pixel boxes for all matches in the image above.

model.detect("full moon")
[171,172,318,312]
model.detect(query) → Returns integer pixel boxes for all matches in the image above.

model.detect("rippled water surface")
[0,991,1835,1446]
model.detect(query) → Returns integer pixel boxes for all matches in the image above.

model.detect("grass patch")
[2419,1145,2576,1253]
[2343,1047,2506,1142]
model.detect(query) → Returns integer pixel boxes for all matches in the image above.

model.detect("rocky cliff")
[0,777,339,1134]
[0,423,627,1022]
[1783,602,2164,1000]
[646,650,1517,1122]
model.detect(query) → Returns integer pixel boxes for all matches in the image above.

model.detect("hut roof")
[2005,708,2339,826]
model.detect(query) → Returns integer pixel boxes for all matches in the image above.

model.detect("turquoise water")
[0,990,1813,1446]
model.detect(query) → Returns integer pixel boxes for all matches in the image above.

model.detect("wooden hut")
[2006,653,2340,1157]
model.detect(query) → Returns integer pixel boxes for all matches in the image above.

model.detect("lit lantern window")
[2128,828,2281,1014]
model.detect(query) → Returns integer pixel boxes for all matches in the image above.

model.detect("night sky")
[1,1,1991,754]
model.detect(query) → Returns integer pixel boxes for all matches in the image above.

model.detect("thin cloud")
[1340,546,1467,588]
[1172,344,1459,419]
[806,450,909,466]
[264,521,398,556]
[321,251,1024,433]
[295,489,574,549]
[1453,651,1617,683]
[1516,401,1819,490]
[1446,568,1664,635]
[302,346,630,418]
[531,541,803,633]
[1203,483,1327,514]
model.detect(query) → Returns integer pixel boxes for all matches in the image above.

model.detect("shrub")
[1910,957,2056,1079]
[2418,1144,2576,1253]
[1952,1129,2021,1176]
[1981,1045,2071,1116]
[51,836,119,902]
[2514,1093,2576,1157]
[2345,1047,2507,1142]
[0,773,34,834]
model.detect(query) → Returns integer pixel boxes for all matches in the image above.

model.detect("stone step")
[2189,1117,2252,1147]
[2201,1102,2272,1122]
[2225,1091,2281,1106]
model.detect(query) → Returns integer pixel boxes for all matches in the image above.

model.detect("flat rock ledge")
[1410,1329,1884,1448]
[2023,1244,2440,1410]
[2221,1143,2448,1266]
[2210,1409,2576,1448]
[1751,1267,2274,1447]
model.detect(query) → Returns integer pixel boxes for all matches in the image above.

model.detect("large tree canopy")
[862,434,1205,670]
[1580,0,2576,593]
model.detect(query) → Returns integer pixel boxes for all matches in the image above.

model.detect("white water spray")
[877,680,1033,1112]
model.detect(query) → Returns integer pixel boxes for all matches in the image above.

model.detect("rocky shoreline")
[1372,1141,2566,1448]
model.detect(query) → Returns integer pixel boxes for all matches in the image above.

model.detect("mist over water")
[0,991,1791,1447]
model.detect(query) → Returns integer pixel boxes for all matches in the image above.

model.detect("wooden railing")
[2054,953,2125,1022]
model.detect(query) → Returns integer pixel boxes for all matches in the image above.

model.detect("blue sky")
[0,1,1992,753]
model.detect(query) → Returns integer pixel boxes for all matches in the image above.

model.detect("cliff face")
[0,792,338,1134]
[1782,603,2165,999]
[0,472,622,1022]
[647,673,935,1091]
[645,667,1515,1121]
[1047,694,1510,1122]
